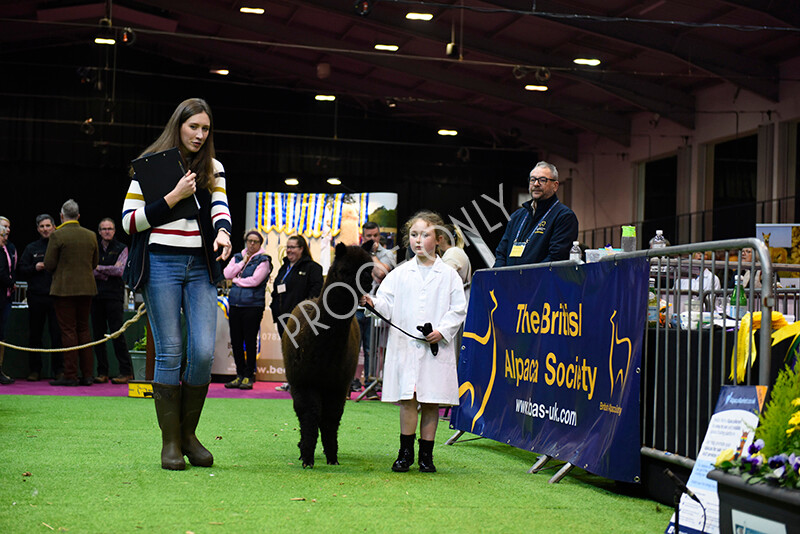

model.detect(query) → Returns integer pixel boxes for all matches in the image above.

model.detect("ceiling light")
[438,129,458,136]
[525,84,548,92]
[210,69,229,76]
[239,7,265,15]
[574,58,601,66]
[120,27,136,45]
[374,44,399,52]
[315,95,336,101]
[354,0,373,16]
[406,13,433,21]
[327,178,342,186]
[95,17,115,46]
[285,178,299,186]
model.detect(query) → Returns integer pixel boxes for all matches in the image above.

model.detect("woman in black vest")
[223,229,272,390]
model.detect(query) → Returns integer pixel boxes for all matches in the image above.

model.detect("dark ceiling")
[2,0,799,161]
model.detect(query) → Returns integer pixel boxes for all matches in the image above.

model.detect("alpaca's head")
[324,243,375,296]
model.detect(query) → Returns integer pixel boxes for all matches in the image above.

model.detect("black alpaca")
[281,243,373,468]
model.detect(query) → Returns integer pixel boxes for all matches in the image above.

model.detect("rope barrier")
[0,302,147,352]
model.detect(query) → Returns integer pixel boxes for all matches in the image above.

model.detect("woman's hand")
[359,295,373,308]
[165,171,197,208]
[214,229,232,261]
[425,330,443,344]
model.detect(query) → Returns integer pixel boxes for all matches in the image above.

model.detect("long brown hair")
[134,98,217,192]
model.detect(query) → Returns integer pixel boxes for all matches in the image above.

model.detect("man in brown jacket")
[45,199,99,386]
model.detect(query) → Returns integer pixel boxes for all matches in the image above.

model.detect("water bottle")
[728,275,747,319]
[651,230,666,249]
[569,241,582,263]
[650,229,668,274]
[128,289,136,311]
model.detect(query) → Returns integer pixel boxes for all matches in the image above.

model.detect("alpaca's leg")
[292,386,321,468]
[320,389,346,465]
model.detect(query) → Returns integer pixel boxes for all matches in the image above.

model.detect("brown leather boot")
[180,382,214,467]
[152,383,185,470]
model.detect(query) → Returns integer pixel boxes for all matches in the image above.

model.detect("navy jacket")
[228,253,271,308]
[494,195,578,267]
[18,238,52,297]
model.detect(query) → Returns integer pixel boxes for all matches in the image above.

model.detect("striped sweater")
[122,158,231,249]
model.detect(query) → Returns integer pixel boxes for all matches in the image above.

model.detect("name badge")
[510,242,526,258]
[277,284,287,294]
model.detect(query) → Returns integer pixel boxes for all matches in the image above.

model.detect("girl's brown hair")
[133,98,217,192]
[402,210,446,255]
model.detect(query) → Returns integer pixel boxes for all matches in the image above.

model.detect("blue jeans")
[143,252,217,385]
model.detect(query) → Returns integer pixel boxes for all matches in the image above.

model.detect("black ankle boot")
[418,439,436,473]
[391,433,415,472]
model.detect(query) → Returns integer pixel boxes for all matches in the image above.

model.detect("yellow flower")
[792,397,800,407]
[715,448,735,465]
[789,411,800,427]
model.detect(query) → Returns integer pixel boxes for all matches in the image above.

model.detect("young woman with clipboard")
[122,98,232,470]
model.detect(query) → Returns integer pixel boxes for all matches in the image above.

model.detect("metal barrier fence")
[12,281,27,307]
[355,315,389,401]
[636,237,781,469]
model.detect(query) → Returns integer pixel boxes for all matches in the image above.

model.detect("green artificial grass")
[1,395,671,533]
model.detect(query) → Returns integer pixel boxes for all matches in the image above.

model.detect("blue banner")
[452,258,649,482]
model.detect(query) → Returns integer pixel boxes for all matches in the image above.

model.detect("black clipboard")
[131,147,199,222]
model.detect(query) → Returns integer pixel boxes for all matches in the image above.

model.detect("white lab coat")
[371,256,467,405]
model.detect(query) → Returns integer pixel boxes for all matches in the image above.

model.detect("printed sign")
[451,257,649,482]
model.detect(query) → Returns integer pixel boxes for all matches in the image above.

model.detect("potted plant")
[129,326,148,381]
[709,364,800,533]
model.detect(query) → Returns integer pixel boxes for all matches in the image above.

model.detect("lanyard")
[513,200,559,244]
[280,263,294,284]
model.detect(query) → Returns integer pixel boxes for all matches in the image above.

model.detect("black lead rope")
[363,302,438,356]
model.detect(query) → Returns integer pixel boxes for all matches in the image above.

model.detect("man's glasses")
[99,228,115,232]
[285,245,300,250]
[245,239,261,244]
[529,176,556,184]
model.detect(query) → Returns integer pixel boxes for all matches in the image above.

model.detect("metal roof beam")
[486,0,780,102]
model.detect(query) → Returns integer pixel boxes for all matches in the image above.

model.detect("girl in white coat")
[361,211,467,473]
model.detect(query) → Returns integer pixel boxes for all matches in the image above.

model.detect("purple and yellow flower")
[740,453,765,474]
[748,439,765,455]
[790,453,800,475]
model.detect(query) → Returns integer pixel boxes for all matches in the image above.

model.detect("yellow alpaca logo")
[459,290,499,432]
[607,310,632,398]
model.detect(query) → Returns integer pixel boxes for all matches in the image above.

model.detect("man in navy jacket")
[494,161,578,267]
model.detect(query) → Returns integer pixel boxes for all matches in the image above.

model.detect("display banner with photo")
[237,191,398,381]
[451,257,649,482]
[664,385,766,534]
